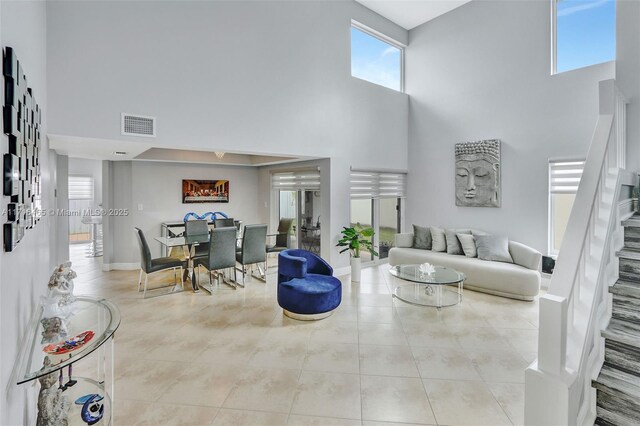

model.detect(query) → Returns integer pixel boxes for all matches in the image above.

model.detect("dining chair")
[185,219,210,259]
[266,218,294,269]
[214,218,235,228]
[236,224,268,286]
[134,228,185,298]
[194,227,238,293]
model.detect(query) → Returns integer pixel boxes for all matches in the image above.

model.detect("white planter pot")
[351,257,361,282]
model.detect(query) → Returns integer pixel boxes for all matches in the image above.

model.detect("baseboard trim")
[103,263,139,271]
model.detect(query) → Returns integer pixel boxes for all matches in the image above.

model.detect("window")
[549,160,585,256]
[351,21,403,91]
[350,171,406,263]
[553,0,616,74]
[68,175,94,200]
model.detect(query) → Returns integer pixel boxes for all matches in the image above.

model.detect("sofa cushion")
[413,225,432,250]
[388,247,540,301]
[431,227,446,252]
[457,233,477,258]
[395,233,414,248]
[446,229,470,255]
[475,235,513,263]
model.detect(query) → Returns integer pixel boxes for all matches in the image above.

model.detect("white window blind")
[350,171,407,199]
[69,175,94,200]
[549,160,585,194]
[272,170,320,191]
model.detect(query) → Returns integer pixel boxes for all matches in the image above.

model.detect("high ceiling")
[355,0,472,30]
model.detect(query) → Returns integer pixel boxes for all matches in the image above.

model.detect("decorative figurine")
[40,317,68,344]
[42,262,78,321]
[36,357,70,426]
[75,394,104,425]
[48,261,77,309]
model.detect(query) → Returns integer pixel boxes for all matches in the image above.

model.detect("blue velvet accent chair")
[277,249,342,320]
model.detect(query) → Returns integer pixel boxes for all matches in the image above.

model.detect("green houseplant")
[337,224,378,282]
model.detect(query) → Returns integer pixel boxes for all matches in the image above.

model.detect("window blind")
[549,160,585,194]
[272,170,321,191]
[69,175,94,200]
[350,171,407,199]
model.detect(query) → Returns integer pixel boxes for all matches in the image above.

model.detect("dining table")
[154,234,212,292]
[154,229,274,293]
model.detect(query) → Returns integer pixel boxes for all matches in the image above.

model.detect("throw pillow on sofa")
[430,227,447,252]
[445,229,471,255]
[413,225,432,250]
[475,234,514,263]
[457,233,477,258]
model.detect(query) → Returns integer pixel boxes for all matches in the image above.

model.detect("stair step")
[622,214,640,228]
[619,258,640,282]
[603,320,640,376]
[624,226,640,250]
[596,406,639,426]
[612,294,640,324]
[610,280,640,299]
[593,365,640,401]
[617,249,640,261]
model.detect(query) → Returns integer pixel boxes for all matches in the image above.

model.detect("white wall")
[106,161,261,265]
[405,0,615,254]
[0,1,60,425]
[617,0,640,171]
[46,0,409,270]
[46,0,408,167]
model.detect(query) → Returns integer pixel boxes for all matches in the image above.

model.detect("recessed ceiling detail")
[355,0,472,30]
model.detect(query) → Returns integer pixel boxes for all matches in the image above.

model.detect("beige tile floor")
[70,244,539,426]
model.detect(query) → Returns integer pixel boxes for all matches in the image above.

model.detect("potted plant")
[337,224,378,282]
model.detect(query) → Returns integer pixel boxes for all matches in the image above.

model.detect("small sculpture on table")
[36,357,70,426]
[40,317,68,344]
[40,262,78,343]
[48,261,77,309]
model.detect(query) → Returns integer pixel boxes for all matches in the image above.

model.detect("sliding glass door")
[350,170,406,265]
[273,170,321,255]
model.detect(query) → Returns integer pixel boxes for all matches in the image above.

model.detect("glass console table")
[390,264,465,308]
[15,297,120,425]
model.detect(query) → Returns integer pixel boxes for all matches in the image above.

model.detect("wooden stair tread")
[617,248,640,260]
[622,214,640,228]
[610,280,640,299]
[594,365,640,400]
[603,320,640,350]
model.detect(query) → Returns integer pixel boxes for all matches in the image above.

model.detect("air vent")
[121,113,156,137]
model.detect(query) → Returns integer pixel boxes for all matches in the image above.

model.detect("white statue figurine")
[36,357,70,426]
[48,262,77,308]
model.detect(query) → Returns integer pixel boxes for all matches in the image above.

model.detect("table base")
[393,282,463,308]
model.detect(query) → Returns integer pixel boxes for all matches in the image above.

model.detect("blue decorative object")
[75,394,104,425]
[278,249,341,320]
[183,211,228,222]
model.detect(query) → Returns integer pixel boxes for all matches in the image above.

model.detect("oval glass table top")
[15,297,121,385]
[390,264,466,285]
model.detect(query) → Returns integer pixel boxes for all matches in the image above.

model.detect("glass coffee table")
[390,264,466,308]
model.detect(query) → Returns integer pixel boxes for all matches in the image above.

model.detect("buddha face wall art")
[455,139,501,207]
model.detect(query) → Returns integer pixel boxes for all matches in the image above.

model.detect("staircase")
[525,79,634,426]
[593,216,640,426]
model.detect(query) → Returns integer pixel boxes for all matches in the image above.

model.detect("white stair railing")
[524,79,632,426]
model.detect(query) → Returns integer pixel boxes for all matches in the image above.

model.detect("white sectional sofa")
[389,232,542,301]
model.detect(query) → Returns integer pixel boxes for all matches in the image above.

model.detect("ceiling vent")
[121,113,156,137]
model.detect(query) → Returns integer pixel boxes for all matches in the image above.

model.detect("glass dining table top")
[154,233,212,247]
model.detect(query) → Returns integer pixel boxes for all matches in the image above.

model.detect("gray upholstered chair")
[134,228,185,298]
[214,218,235,228]
[266,218,294,268]
[185,219,210,259]
[236,224,268,286]
[194,227,238,293]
